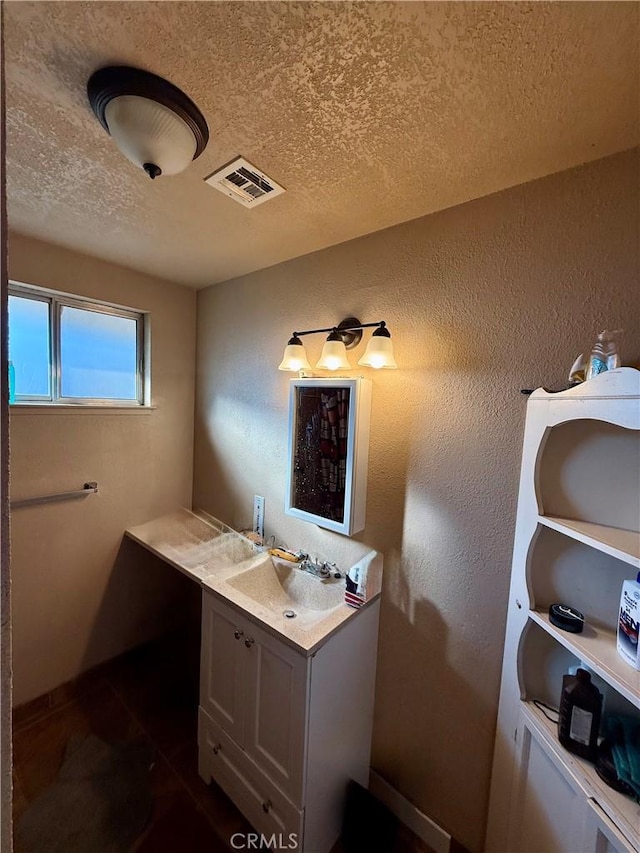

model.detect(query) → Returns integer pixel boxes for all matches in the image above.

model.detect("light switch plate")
[253,495,265,541]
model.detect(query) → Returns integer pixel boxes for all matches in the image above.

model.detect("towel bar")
[10,482,98,510]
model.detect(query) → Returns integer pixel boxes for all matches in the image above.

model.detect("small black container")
[549,603,584,634]
[558,669,602,762]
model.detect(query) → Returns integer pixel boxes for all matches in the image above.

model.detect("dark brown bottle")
[558,668,602,762]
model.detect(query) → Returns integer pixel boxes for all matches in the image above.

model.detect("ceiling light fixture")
[278,317,398,372]
[88,66,209,179]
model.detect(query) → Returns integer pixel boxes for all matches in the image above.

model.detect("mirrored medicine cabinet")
[285,377,372,536]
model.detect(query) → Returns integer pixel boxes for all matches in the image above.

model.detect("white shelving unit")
[486,368,640,853]
[523,700,640,845]
[538,516,640,568]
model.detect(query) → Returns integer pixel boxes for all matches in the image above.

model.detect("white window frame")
[9,282,149,407]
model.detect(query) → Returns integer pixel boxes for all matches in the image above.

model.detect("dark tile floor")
[12,630,434,853]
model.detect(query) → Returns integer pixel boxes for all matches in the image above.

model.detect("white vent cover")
[204,157,285,208]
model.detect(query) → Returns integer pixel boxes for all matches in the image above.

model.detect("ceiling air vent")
[204,157,285,208]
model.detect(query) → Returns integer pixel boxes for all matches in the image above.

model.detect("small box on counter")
[345,550,383,608]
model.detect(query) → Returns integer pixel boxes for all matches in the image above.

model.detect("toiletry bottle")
[585,330,621,380]
[557,668,602,762]
[617,572,640,669]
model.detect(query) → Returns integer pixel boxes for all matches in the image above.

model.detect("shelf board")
[522,700,640,849]
[529,610,640,710]
[539,516,640,568]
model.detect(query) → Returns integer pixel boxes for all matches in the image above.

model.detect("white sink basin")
[227,556,344,615]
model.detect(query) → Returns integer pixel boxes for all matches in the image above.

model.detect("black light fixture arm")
[289,317,389,350]
[293,321,385,337]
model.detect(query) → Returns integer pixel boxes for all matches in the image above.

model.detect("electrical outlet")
[253,495,265,541]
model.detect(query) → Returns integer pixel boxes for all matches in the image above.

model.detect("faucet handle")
[324,561,343,578]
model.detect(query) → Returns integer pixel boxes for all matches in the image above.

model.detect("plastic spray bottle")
[584,330,622,380]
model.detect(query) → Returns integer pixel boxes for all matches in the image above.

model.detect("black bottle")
[558,668,602,762]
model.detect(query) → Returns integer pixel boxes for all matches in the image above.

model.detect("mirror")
[285,378,371,536]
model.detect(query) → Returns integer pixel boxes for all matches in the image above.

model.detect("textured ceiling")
[5,1,639,288]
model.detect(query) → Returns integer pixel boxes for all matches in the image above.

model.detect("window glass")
[60,305,139,400]
[8,295,51,398]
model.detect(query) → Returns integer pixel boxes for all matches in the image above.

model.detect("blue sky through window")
[9,294,140,401]
[60,306,138,399]
[8,295,51,397]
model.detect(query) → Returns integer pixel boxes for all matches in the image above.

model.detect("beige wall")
[194,149,640,851]
[9,233,196,706]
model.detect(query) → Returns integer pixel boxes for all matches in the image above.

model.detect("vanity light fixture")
[278,334,312,372]
[88,66,209,179]
[278,317,398,372]
[316,329,353,371]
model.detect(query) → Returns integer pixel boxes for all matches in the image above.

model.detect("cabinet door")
[506,710,589,853]
[583,800,638,853]
[243,620,309,805]
[200,592,246,745]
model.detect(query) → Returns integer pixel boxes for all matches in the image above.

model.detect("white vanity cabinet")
[198,588,381,852]
[199,591,307,804]
[486,369,640,853]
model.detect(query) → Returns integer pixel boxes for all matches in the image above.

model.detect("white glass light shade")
[105,95,197,176]
[358,334,398,369]
[316,339,352,371]
[278,342,311,372]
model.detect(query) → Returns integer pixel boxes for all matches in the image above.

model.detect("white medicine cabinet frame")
[486,368,640,853]
[285,377,372,536]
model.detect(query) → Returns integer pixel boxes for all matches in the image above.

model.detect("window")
[8,283,147,405]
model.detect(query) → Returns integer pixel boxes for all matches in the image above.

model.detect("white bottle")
[585,330,622,380]
[617,572,640,669]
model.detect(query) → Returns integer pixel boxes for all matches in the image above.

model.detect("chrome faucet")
[300,556,342,579]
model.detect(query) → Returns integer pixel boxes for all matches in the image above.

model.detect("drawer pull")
[262,799,272,813]
[213,744,221,755]
[234,629,244,640]
[245,637,255,648]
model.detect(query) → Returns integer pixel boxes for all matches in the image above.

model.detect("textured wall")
[193,149,640,851]
[8,234,196,706]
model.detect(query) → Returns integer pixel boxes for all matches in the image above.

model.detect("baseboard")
[369,769,451,853]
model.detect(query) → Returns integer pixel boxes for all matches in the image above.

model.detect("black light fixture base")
[337,317,363,350]
[143,163,162,180]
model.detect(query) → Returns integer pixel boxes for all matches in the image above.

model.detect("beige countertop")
[125,508,380,655]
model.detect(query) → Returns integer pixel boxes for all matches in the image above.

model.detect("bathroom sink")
[127,509,379,653]
[227,556,344,615]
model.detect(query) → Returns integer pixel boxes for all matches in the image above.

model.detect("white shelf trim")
[539,516,640,568]
[530,368,640,402]
[522,700,640,849]
[529,610,640,710]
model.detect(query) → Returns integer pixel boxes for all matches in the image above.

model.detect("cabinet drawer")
[199,707,304,848]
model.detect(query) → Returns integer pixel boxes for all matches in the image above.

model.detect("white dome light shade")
[358,328,398,369]
[278,337,312,371]
[105,96,197,176]
[316,338,352,371]
[88,66,209,179]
